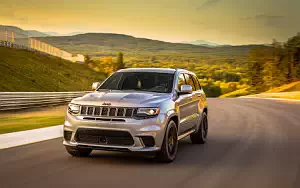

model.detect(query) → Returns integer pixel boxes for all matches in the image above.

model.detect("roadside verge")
[0,125,63,149]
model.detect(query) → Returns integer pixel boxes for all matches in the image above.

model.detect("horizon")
[1,0,300,45]
[0,24,276,46]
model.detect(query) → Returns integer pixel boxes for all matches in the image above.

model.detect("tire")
[190,112,208,144]
[156,120,178,162]
[65,146,92,157]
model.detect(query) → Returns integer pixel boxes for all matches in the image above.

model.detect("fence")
[0,28,84,63]
[0,92,90,111]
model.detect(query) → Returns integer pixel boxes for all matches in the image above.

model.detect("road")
[1,98,300,188]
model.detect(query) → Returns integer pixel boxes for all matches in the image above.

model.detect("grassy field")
[0,46,106,92]
[265,81,300,93]
[219,87,251,98]
[0,105,66,134]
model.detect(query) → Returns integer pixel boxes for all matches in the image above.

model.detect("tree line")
[248,33,300,92]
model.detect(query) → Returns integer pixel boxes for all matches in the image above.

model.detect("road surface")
[1,98,300,188]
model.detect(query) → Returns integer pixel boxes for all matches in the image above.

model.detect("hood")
[72,90,171,107]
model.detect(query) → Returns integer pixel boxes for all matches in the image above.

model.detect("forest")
[84,33,300,97]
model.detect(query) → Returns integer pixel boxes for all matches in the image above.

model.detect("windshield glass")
[98,72,174,93]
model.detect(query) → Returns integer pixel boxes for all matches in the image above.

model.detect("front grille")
[75,128,134,146]
[80,106,137,118]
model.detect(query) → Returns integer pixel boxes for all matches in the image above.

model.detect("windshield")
[98,72,174,93]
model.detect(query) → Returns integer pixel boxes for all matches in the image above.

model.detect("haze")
[0,0,299,45]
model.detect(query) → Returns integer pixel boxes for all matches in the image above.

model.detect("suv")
[63,68,208,162]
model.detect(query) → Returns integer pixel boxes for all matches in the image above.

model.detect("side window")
[192,75,201,90]
[184,74,196,91]
[177,74,186,90]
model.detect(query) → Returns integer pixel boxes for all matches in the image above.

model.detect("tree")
[116,52,125,70]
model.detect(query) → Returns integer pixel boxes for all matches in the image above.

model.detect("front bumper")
[63,112,169,152]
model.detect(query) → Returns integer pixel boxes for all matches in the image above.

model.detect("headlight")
[135,108,160,118]
[68,103,80,115]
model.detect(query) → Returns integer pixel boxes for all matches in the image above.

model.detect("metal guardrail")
[0,92,90,111]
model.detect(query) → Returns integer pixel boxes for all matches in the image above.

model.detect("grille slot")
[87,107,93,115]
[125,108,133,117]
[101,107,108,116]
[75,128,134,146]
[109,108,116,116]
[94,107,101,116]
[80,106,137,118]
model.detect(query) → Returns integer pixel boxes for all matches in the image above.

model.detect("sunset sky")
[1,0,299,45]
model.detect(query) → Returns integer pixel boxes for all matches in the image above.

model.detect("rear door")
[191,75,205,122]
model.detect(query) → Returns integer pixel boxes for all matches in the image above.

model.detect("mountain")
[45,31,85,36]
[0,25,49,38]
[26,30,49,37]
[35,33,264,63]
[182,40,220,47]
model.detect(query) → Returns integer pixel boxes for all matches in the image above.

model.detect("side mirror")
[179,85,193,95]
[92,82,100,90]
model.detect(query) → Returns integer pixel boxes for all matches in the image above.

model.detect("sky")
[0,0,300,45]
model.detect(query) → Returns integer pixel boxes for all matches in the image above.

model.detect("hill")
[0,25,49,38]
[35,33,264,64]
[219,87,251,98]
[26,30,49,37]
[182,40,219,47]
[265,81,300,93]
[0,46,106,92]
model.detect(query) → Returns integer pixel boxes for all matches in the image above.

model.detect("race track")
[1,98,300,188]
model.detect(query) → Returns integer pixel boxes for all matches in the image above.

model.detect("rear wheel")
[156,120,178,162]
[65,146,92,157]
[190,112,208,144]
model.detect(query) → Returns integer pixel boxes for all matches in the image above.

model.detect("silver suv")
[63,68,208,162]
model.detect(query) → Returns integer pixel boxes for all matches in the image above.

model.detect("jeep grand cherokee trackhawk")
[63,68,208,162]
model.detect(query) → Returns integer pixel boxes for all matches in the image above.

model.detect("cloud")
[241,14,284,27]
[197,0,222,10]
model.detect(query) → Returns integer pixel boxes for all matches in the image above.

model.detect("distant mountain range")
[45,31,84,36]
[0,25,83,37]
[1,25,267,63]
[182,40,220,47]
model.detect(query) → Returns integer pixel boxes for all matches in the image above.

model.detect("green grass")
[219,87,251,98]
[0,46,106,91]
[0,116,64,134]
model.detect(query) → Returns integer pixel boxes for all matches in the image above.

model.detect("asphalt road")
[1,98,300,188]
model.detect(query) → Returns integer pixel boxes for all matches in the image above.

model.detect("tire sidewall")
[163,121,178,161]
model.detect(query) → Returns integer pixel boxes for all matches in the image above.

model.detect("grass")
[0,116,64,134]
[0,46,106,92]
[0,105,66,134]
[265,81,300,93]
[219,87,251,98]
[253,93,300,100]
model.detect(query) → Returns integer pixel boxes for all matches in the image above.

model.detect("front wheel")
[65,146,92,157]
[155,120,178,162]
[190,112,208,144]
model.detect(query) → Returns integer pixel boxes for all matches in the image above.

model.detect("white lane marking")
[240,96,300,102]
[0,125,63,150]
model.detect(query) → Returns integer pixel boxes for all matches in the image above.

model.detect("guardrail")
[0,92,90,111]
